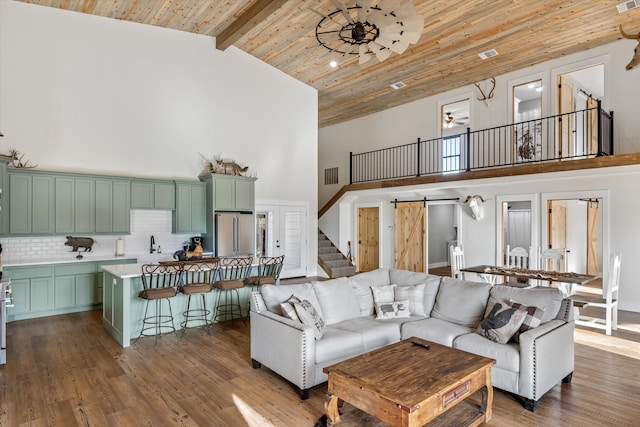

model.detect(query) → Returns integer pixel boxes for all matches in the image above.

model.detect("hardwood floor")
[1,307,639,426]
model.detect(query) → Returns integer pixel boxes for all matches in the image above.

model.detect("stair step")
[329,266,357,278]
[326,259,352,268]
[318,246,338,254]
[318,240,332,247]
[319,253,344,261]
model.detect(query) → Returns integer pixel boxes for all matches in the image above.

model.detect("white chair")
[449,245,466,279]
[574,253,620,335]
[539,247,571,294]
[506,245,530,269]
[504,245,531,287]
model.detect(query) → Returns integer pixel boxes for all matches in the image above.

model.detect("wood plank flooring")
[1,305,640,426]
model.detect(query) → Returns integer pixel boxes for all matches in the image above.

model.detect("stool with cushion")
[179,259,219,336]
[212,256,253,325]
[244,255,285,319]
[136,263,182,347]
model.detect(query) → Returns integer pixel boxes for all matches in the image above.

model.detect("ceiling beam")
[215,0,288,51]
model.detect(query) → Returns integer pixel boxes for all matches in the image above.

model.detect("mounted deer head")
[463,195,487,221]
[474,77,496,107]
[619,25,640,71]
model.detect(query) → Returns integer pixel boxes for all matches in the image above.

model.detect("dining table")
[460,265,597,289]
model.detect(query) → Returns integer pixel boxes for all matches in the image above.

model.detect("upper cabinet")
[96,179,131,234]
[173,181,206,234]
[131,180,175,210]
[200,174,256,212]
[9,173,55,235]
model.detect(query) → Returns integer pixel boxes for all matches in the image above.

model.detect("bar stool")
[244,255,285,318]
[179,259,219,337]
[212,256,253,325]
[135,263,182,347]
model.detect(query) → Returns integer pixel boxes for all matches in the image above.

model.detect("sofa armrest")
[250,308,317,392]
[518,319,574,400]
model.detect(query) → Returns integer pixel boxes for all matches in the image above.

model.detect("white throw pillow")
[394,283,426,316]
[375,299,411,319]
[292,298,326,339]
[371,284,397,306]
[280,295,301,321]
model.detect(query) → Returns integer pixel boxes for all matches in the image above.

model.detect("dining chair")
[212,256,253,325]
[504,245,532,288]
[178,259,220,337]
[539,247,570,294]
[574,253,620,335]
[449,245,466,280]
[135,263,182,347]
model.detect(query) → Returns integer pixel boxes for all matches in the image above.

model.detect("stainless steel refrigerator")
[214,212,254,257]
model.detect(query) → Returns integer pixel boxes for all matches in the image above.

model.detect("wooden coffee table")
[323,337,495,427]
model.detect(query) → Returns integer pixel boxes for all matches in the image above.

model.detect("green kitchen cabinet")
[131,180,175,210]
[74,178,96,233]
[0,157,9,234]
[199,174,256,212]
[55,176,75,233]
[5,265,55,321]
[173,181,206,234]
[96,179,131,233]
[7,279,29,314]
[9,172,55,235]
[54,263,97,309]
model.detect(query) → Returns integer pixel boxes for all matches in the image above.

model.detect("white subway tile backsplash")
[0,210,197,263]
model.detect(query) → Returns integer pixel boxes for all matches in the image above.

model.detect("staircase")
[318,230,357,278]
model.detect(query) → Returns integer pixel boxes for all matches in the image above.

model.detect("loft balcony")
[320,105,640,216]
[350,105,613,184]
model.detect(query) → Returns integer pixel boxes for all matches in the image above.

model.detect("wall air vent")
[390,81,406,90]
[324,167,338,185]
[617,0,640,13]
[478,49,499,60]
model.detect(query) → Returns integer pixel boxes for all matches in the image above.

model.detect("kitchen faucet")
[150,235,156,254]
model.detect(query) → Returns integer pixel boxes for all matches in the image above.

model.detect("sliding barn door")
[548,200,567,270]
[587,201,600,275]
[394,202,426,272]
[586,96,599,155]
[558,76,575,158]
[357,207,379,272]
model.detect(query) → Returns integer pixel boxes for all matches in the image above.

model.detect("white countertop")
[3,252,176,267]
[101,263,148,279]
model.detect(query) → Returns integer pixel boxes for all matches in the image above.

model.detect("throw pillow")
[476,302,527,344]
[509,300,545,342]
[371,284,397,306]
[280,295,301,322]
[375,299,411,319]
[292,298,326,340]
[394,283,426,316]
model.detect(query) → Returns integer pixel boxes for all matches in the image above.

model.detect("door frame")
[541,190,608,277]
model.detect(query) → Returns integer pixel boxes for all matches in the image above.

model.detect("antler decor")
[619,25,640,71]
[474,77,496,107]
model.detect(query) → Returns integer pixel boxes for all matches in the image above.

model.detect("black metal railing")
[350,105,613,184]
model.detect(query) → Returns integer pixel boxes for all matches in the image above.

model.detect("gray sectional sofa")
[249,268,575,411]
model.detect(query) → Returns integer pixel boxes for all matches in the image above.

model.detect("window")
[442,136,461,173]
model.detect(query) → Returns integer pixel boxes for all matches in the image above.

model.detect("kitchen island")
[101,262,258,347]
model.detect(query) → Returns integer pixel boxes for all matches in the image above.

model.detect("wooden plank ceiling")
[18,0,640,127]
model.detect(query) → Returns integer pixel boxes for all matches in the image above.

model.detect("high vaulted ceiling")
[18,0,640,127]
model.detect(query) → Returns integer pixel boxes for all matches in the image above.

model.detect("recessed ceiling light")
[390,81,406,90]
[329,60,338,68]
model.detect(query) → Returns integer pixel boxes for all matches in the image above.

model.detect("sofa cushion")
[476,302,527,344]
[260,283,321,315]
[431,277,492,327]
[371,284,396,305]
[315,327,365,364]
[454,333,520,372]
[389,269,439,286]
[348,269,391,316]
[375,300,411,319]
[394,283,426,316]
[312,277,361,325]
[400,317,473,346]
[509,300,545,342]
[488,285,564,324]
[330,317,401,351]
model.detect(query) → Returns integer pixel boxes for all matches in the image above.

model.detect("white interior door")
[255,204,307,279]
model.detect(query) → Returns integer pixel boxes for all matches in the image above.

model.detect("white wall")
[0,2,319,275]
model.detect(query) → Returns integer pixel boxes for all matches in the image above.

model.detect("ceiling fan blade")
[367,41,392,62]
[310,8,343,27]
[358,43,373,64]
[330,0,354,24]
[354,0,373,22]
[376,35,409,54]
